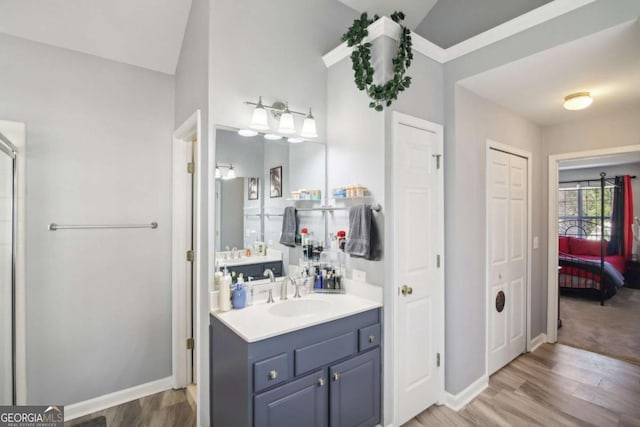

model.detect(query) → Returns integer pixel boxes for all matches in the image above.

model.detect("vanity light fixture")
[238,129,258,137]
[215,164,236,180]
[222,165,236,180]
[264,133,283,141]
[300,108,318,138]
[244,97,318,140]
[287,137,303,144]
[249,96,270,130]
[563,92,593,111]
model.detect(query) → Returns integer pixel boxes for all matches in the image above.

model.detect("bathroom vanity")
[210,294,382,427]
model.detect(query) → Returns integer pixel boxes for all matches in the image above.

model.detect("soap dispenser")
[219,266,232,312]
[232,274,247,309]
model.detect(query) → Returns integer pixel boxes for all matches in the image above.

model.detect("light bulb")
[264,133,283,141]
[288,137,303,143]
[238,129,258,137]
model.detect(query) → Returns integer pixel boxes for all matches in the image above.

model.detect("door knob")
[401,285,413,296]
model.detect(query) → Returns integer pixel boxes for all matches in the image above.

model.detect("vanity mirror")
[214,127,327,279]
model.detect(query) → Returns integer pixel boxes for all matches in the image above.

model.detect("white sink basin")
[268,299,331,318]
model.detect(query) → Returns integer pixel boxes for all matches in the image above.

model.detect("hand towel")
[279,206,298,247]
[345,204,382,260]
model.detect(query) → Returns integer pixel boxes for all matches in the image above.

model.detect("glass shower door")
[0,137,15,405]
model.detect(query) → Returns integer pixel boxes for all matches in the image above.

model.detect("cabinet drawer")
[254,353,289,392]
[358,323,381,352]
[295,332,355,376]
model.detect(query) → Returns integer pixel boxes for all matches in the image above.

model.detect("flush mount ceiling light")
[238,129,258,137]
[300,108,318,138]
[244,97,318,141]
[563,92,593,111]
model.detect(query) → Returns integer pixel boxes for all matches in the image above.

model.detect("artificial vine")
[342,11,413,112]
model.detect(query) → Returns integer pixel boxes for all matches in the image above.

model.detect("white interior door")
[488,148,527,375]
[393,114,444,426]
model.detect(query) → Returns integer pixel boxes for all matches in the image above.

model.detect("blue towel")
[279,207,298,247]
[345,204,381,260]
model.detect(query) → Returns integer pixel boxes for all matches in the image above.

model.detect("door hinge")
[437,352,441,367]
[187,338,194,350]
[437,254,441,268]
[187,250,194,262]
[433,154,442,169]
[187,162,194,174]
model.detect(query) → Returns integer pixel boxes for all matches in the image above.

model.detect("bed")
[558,226,625,305]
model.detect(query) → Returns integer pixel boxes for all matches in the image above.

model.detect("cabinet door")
[330,348,380,427]
[255,369,328,427]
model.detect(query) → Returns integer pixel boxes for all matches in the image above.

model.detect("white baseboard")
[444,375,489,412]
[64,376,174,421]
[529,333,547,352]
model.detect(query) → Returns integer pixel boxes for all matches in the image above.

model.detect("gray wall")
[451,87,543,392]
[173,0,211,424]
[219,179,244,249]
[0,34,174,404]
[441,0,640,395]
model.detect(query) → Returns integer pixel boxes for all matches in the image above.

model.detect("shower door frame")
[0,122,26,405]
[0,131,17,405]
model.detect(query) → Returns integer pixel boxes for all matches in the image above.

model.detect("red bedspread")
[570,254,626,274]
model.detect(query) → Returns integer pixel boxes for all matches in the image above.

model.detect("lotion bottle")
[219,266,232,312]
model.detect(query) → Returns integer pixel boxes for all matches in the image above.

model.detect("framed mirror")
[214,127,326,281]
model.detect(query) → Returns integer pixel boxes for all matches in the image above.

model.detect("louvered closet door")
[488,148,527,375]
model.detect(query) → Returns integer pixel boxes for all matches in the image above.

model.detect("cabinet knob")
[332,372,340,381]
[318,377,326,387]
[369,335,376,343]
[268,370,278,380]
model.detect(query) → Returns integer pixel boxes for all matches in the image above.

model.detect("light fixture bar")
[244,101,307,117]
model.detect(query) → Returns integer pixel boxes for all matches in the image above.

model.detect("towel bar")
[48,222,158,231]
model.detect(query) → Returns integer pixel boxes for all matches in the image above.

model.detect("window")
[558,185,614,239]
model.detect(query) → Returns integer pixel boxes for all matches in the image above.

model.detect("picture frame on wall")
[270,166,282,198]
[248,177,259,200]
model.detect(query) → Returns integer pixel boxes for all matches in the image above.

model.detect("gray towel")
[345,204,381,260]
[279,207,298,247]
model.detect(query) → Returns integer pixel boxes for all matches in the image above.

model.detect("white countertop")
[211,292,382,343]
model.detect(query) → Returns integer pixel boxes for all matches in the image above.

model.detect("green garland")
[341,11,413,112]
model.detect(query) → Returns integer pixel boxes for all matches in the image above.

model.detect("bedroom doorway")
[486,141,531,375]
[547,145,640,359]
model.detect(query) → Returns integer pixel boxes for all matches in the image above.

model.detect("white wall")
[0,34,174,405]
[174,0,211,423]
[452,86,543,391]
[0,148,12,404]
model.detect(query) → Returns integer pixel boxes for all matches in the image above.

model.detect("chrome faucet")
[281,276,301,300]
[263,269,275,283]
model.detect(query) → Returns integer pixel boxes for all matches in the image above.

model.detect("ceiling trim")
[322,0,596,68]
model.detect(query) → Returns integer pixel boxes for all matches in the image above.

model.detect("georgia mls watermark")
[0,406,64,427]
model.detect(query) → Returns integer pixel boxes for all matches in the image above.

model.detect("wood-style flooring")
[405,343,640,426]
[559,287,640,365]
[65,388,195,427]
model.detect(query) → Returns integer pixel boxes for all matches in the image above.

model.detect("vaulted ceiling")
[0,0,192,74]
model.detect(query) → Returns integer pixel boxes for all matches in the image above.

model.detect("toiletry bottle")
[219,267,232,312]
[213,263,223,292]
[246,277,254,306]
[232,275,246,309]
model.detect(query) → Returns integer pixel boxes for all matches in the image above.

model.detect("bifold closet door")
[488,148,527,375]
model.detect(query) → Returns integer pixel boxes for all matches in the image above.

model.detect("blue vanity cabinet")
[210,308,381,427]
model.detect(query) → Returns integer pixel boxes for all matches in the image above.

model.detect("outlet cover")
[352,269,366,283]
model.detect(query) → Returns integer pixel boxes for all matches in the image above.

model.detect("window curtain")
[609,175,634,259]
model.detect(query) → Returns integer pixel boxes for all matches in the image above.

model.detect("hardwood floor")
[405,343,640,426]
[65,389,195,427]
